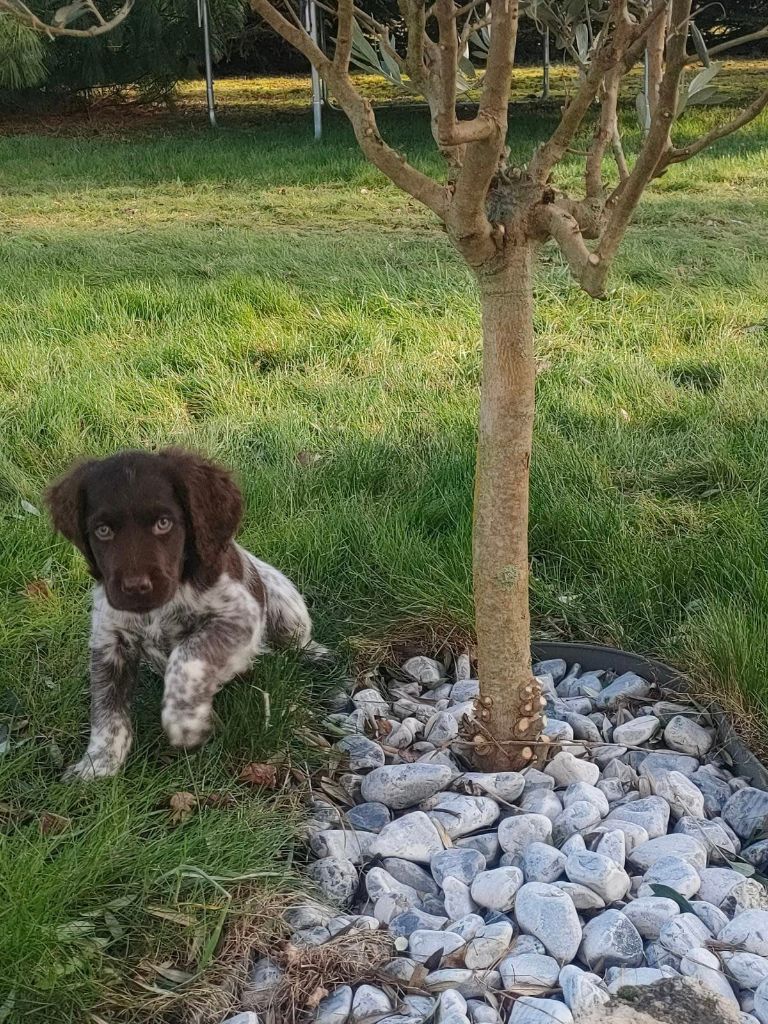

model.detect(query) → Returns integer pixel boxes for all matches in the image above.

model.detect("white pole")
[198,0,217,128]
[304,0,323,140]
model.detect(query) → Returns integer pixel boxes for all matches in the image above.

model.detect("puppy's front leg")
[64,640,139,780]
[161,617,259,751]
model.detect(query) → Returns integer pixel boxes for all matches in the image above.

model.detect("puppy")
[46,448,326,779]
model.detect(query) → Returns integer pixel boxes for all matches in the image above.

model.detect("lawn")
[1,67,768,1021]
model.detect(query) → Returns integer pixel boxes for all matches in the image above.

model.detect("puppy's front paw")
[62,753,121,781]
[162,705,213,751]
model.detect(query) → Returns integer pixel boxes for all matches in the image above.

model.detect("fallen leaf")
[296,450,323,468]
[39,811,71,835]
[238,762,278,788]
[305,985,329,1009]
[618,408,630,422]
[203,792,237,809]
[21,500,40,516]
[24,579,53,601]
[168,791,197,825]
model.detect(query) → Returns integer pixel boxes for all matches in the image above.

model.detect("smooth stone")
[423,794,500,838]
[691,901,729,935]
[639,854,701,899]
[223,1015,261,1024]
[590,820,650,854]
[374,894,417,925]
[598,778,627,803]
[556,881,606,910]
[498,814,553,857]
[335,733,385,771]
[651,770,706,820]
[509,997,573,1024]
[604,967,671,993]
[402,656,443,684]
[558,698,594,717]
[621,896,680,939]
[644,940,682,972]
[743,841,768,872]
[432,848,487,888]
[544,720,575,744]
[305,857,358,905]
[408,928,465,963]
[722,951,768,991]
[452,679,480,703]
[435,989,469,1021]
[443,877,478,919]
[629,834,708,872]
[514,883,582,963]
[520,789,564,822]
[523,769,556,792]
[365,870,420,908]
[681,947,739,1004]
[522,843,567,884]
[606,797,670,840]
[372,812,445,864]
[596,829,627,868]
[284,904,332,930]
[698,867,758,909]
[612,715,661,746]
[352,688,390,718]
[561,834,587,857]
[310,829,373,864]
[315,985,353,1024]
[563,783,610,817]
[470,867,524,912]
[640,752,700,778]
[388,908,449,938]
[757,980,768,1024]
[563,712,602,744]
[533,659,568,683]
[466,1000,502,1024]
[692,769,733,817]
[579,909,644,973]
[362,765,453,810]
[559,965,610,1017]
[380,957,418,983]
[424,969,501,998]
[545,752,600,788]
[450,914,486,940]
[326,914,379,937]
[594,672,651,709]
[553,802,603,846]
[465,922,514,969]
[457,772,525,803]
[351,985,392,1021]
[565,851,630,903]
[509,935,546,956]
[500,953,560,987]
[674,817,740,863]
[664,716,715,758]
[347,802,391,833]
[456,834,501,861]
[424,710,459,745]
[382,858,440,896]
[658,913,712,957]
[723,788,768,842]
[593,745,629,768]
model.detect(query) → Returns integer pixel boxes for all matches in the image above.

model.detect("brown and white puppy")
[46,448,326,779]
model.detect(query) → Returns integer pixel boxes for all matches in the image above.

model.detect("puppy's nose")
[121,575,153,596]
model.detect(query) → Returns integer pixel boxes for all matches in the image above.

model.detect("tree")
[247,0,768,769]
[0,0,133,37]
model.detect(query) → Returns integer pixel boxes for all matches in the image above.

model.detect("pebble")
[223,1015,261,1024]
[351,985,392,1021]
[559,965,610,1017]
[664,716,714,757]
[347,802,391,833]
[500,953,560,987]
[692,768,733,817]
[673,816,740,862]
[720,911,768,956]
[657,913,712,957]
[620,896,680,939]
[310,829,372,864]
[514,883,583,963]
[305,857,358,904]
[402,656,443,684]
[596,829,626,868]
[579,910,644,973]
[452,679,480,703]
[366,867,420,905]
[723,788,768,841]
[498,814,553,857]
[519,789,564,821]
[424,710,459,745]
[755,979,768,1024]
[556,881,606,910]
[509,998,573,1024]
[565,851,630,903]
[470,867,524,911]
[545,751,600,788]
[722,951,768,991]
[458,772,526,803]
[639,854,701,899]
[612,715,661,746]
[315,986,353,1024]
[680,946,739,1004]
[465,922,514,969]
[594,672,651,709]
[522,843,567,883]
[432,848,487,887]
[335,734,385,771]
[456,833,501,861]
[691,900,729,936]
[423,794,500,838]
[650,770,706,819]
[563,782,610,816]
[553,802,603,846]
[408,928,465,963]
[352,688,390,718]
[372,812,445,864]
[629,833,708,872]
[533,659,567,683]
[604,967,671,993]
[591,819,650,854]
[606,796,670,840]
[443,877,478,919]
[639,752,700,778]
[424,968,501,998]
[361,764,453,809]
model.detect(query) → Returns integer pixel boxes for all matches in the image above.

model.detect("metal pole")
[198,0,216,128]
[304,0,322,140]
[542,25,550,100]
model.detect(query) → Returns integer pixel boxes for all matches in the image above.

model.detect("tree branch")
[533,204,604,296]
[665,88,768,163]
[585,62,623,198]
[695,24,768,61]
[251,0,450,221]
[0,0,132,37]
[334,0,354,71]
[645,8,666,117]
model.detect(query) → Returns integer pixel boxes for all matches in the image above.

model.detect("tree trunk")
[472,239,543,770]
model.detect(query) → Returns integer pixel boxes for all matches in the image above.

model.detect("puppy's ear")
[160,449,242,570]
[45,460,98,570]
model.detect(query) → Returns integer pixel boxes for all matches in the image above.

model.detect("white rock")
[556,881,606,910]
[565,851,630,903]
[408,928,465,963]
[372,812,445,864]
[520,789,564,821]
[579,910,644,973]
[424,710,459,745]
[362,765,453,810]
[388,908,448,938]
[664,716,714,758]
[402,656,443,684]
[681,946,739,1004]
[351,985,392,1021]
[498,814,553,857]
[720,911,768,956]
[604,968,671,993]
[639,855,702,899]
[755,978,768,1024]
[456,833,500,861]
[545,752,600,788]
[310,829,373,864]
[443,877,478,919]
[658,913,712,957]
[522,843,567,884]
[629,834,708,872]
[559,965,610,1017]
[691,901,729,936]
[612,715,661,746]
[639,752,700,778]
[514,883,582,963]
[315,986,353,1024]
[431,847,486,887]
[620,897,680,939]
[447,914,486,941]
[698,867,756,909]
[424,969,501,998]
[594,672,651,709]
[464,922,514,969]
[500,953,560,987]
[723,789,768,842]
[223,1014,261,1024]
[674,817,740,863]
[466,1000,502,1024]
[382,858,440,896]
[722,952,768,991]
[605,797,670,840]
[553,801,603,846]
[470,867,524,911]
[563,783,610,817]
[422,794,500,838]
[596,829,627,868]
[306,857,358,905]
[591,820,650,854]
[651,770,706,820]
[509,997,573,1024]
[458,772,525,803]
[366,867,420,906]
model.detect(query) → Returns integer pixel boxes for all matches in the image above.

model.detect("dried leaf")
[146,906,197,927]
[203,792,237,809]
[168,791,197,825]
[238,762,278,788]
[39,811,71,835]
[24,579,53,601]
[21,499,40,516]
[305,985,329,1009]
[296,450,323,468]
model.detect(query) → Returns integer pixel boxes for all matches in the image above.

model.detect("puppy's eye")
[94,525,114,541]
[154,516,173,535]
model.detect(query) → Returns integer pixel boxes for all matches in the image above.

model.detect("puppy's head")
[45,449,242,613]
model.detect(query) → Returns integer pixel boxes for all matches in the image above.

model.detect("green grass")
[1,68,768,1020]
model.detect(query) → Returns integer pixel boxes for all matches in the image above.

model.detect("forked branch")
[0,0,132,37]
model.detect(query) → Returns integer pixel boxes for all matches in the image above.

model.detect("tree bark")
[471,239,543,769]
